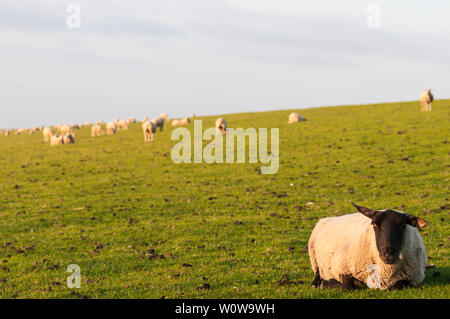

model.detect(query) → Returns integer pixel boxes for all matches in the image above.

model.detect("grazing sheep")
[91,124,105,137]
[288,112,306,124]
[142,120,156,142]
[106,122,117,135]
[15,128,26,135]
[42,127,53,142]
[127,117,136,125]
[160,113,169,121]
[70,124,80,130]
[60,125,74,136]
[308,203,428,290]
[420,89,434,112]
[215,117,227,135]
[117,119,128,131]
[4,130,10,136]
[172,117,190,127]
[151,116,165,132]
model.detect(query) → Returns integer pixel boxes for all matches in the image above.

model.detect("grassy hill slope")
[0,100,448,298]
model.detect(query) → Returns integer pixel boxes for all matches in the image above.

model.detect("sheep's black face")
[351,203,428,265]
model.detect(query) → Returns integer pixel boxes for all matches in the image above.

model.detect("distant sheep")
[420,89,434,112]
[91,124,105,137]
[288,112,306,124]
[106,122,117,135]
[160,113,169,121]
[215,117,227,135]
[127,117,136,125]
[42,127,53,142]
[83,122,91,127]
[308,203,428,290]
[15,128,26,135]
[117,120,128,131]
[4,130,10,136]
[190,114,196,119]
[172,117,190,127]
[60,125,74,136]
[142,120,156,142]
[151,117,165,132]
[50,135,64,146]
[62,134,75,144]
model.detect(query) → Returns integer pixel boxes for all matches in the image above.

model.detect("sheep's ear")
[351,203,380,220]
[407,216,428,229]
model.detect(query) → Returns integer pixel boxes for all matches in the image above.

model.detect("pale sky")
[0,0,449,129]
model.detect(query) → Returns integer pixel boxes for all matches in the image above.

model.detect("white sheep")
[59,125,74,136]
[288,112,306,124]
[420,89,434,112]
[50,134,64,146]
[142,120,156,142]
[215,117,227,135]
[160,113,169,121]
[62,134,75,144]
[91,124,105,137]
[117,119,128,131]
[42,127,53,142]
[106,122,117,135]
[171,117,190,127]
[127,117,136,125]
[308,203,428,290]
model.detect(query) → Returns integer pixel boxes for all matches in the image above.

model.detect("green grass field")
[0,100,448,299]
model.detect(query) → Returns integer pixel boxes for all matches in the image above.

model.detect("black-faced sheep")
[308,203,428,290]
[215,117,227,135]
[420,89,434,112]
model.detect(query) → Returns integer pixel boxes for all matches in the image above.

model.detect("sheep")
[4,130,10,136]
[151,116,165,132]
[127,117,136,125]
[117,119,128,131]
[50,134,64,146]
[215,117,227,135]
[96,120,103,125]
[42,127,53,142]
[288,112,306,124]
[83,122,91,127]
[106,122,117,135]
[308,203,428,291]
[420,89,434,112]
[142,120,156,142]
[91,124,105,137]
[15,128,26,135]
[171,117,190,127]
[62,134,75,144]
[143,116,148,123]
[70,123,80,130]
[60,125,74,136]
[190,114,196,119]
[160,113,169,121]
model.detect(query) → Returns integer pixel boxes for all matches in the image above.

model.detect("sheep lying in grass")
[62,134,75,144]
[308,203,428,290]
[91,124,105,137]
[171,117,190,127]
[142,120,156,142]
[117,119,128,131]
[215,117,227,135]
[42,127,53,142]
[420,89,433,112]
[106,122,117,135]
[288,112,306,124]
